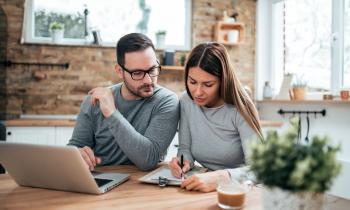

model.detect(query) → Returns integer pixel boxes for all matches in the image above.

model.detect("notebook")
[139,164,207,186]
[0,142,129,194]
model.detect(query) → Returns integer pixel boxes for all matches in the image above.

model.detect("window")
[345,0,350,88]
[256,0,348,98]
[22,0,192,50]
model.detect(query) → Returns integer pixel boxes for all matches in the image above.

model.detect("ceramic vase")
[263,187,324,210]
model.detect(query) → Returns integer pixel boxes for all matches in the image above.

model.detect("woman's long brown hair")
[184,42,263,140]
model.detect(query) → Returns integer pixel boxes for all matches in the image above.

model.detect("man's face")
[117,47,159,99]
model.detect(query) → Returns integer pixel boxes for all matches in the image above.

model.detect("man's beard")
[124,82,155,98]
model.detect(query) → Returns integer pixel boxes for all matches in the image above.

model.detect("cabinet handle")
[7,132,11,136]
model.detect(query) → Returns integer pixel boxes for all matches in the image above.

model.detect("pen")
[180,154,184,180]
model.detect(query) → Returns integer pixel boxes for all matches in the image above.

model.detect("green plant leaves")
[250,119,341,193]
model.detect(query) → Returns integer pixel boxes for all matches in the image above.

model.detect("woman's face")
[187,66,224,107]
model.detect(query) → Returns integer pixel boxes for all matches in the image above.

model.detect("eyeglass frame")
[119,60,161,80]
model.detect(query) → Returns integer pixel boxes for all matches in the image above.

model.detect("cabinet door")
[55,127,74,146]
[6,127,55,145]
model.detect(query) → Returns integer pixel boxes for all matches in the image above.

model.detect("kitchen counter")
[257,99,350,105]
[5,119,76,127]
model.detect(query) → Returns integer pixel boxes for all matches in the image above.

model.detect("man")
[68,33,179,171]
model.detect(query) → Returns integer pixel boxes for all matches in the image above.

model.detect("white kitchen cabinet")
[6,127,56,145]
[55,127,74,145]
[6,126,74,146]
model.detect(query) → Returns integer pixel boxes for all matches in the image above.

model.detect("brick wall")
[0,0,256,120]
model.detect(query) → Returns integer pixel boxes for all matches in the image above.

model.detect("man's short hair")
[116,33,155,66]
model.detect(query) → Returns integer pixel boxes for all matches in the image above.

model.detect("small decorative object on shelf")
[340,89,349,100]
[155,30,166,49]
[214,21,244,46]
[250,118,341,210]
[222,11,236,23]
[263,81,273,100]
[323,93,333,100]
[290,75,307,100]
[275,74,293,100]
[92,30,102,45]
[179,53,187,66]
[50,21,64,44]
[163,50,174,66]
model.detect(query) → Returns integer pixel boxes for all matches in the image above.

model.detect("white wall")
[258,102,350,199]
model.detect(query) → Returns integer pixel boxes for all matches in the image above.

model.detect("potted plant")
[290,76,307,100]
[50,21,64,44]
[155,30,166,49]
[250,118,341,210]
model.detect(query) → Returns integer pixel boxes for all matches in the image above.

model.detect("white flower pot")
[156,34,165,49]
[262,187,324,210]
[51,29,64,44]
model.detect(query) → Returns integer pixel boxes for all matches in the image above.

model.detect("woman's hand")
[169,157,191,178]
[181,170,230,193]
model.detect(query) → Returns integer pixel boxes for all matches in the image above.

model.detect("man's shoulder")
[153,85,179,101]
[107,83,122,97]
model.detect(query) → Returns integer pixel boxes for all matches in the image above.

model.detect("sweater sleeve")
[68,96,95,148]
[177,93,195,167]
[226,109,260,183]
[103,94,179,171]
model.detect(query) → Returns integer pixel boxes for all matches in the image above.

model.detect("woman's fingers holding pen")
[169,157,182,178]
[182,160,191,173]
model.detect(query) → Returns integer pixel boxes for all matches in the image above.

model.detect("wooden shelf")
[161,65,184,71]
[257,99,350,105]
[261,120,284,127]
[214,21,245,46]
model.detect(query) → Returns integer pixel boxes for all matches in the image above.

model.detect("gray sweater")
[178,92,258,180]
[68,83,179,171]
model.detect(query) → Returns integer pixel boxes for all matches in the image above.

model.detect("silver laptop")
[0,142,130,194]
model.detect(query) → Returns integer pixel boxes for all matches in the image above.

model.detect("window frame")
[256,0,346,99]
[21,0,192,50]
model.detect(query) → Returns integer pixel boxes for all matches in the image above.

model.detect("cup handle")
[243,180,254,191]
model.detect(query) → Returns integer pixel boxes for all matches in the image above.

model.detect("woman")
[169,42,263,192]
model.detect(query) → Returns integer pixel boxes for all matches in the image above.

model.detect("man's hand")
[169,157,191,178]
[181,170,230,193]
[88,87,116,118]
[78,146,101,171]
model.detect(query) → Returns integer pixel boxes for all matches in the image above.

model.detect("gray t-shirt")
[177,92,258,180]
[68,83,180,171]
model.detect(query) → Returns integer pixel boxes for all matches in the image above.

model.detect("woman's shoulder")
[179,91,198,113]
[225,104,249,126]
[179,91,193,104]
[221,103,238,114]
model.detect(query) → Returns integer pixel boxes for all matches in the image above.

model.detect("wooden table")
[3,119,282,128]
[0,165,262,210]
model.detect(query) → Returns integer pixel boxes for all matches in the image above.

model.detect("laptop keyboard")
[94,178,113,187]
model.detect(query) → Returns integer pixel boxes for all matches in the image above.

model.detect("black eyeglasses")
[120,61,161,80]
